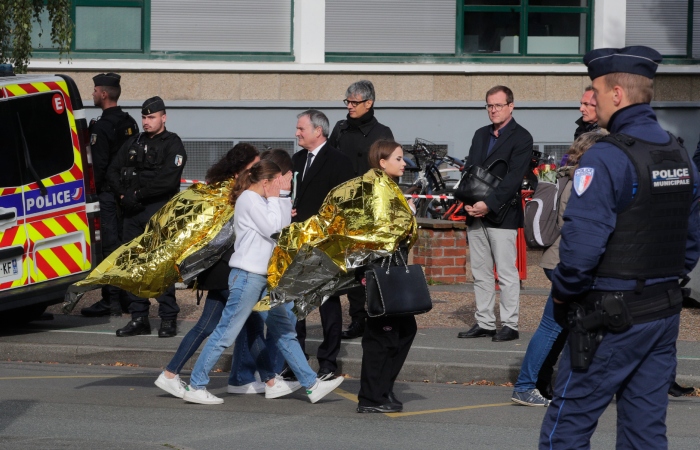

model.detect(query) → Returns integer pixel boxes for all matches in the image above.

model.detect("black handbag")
[364,252,432,317]
[455,159,515,224]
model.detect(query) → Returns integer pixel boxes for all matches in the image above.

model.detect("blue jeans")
[230,306,291,386]
[190,269,275,389]
[514,268,563,393]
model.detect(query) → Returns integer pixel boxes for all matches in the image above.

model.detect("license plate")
[0,256,21,283]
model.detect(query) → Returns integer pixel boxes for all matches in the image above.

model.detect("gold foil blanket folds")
[63,180,235,312]
[265,169,417,318]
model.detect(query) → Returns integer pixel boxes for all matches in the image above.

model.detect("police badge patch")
[90,134,97,146]
[174,155,183,167]
[574,167,595,196]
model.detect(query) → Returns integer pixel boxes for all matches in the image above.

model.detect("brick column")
[412,219,468,284]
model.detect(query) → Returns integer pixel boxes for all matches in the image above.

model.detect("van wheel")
[1,304,49,325]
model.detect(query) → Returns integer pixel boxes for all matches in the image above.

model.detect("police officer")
[106,96,187,338]
[540,46,700,449]
[81,73,139,318]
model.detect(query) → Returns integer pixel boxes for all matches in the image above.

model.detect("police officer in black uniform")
[81,73,139,318]
[106,96,187,338]
[539,46,700,449]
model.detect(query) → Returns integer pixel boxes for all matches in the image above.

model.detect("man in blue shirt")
[540,46,700,449]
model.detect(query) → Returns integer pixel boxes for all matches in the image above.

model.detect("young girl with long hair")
[183,159,344,404]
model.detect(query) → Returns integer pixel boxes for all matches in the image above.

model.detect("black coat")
[89,106,138,192]
[292,143,355,223]
[465,117,533,230]
[328,116,394,176]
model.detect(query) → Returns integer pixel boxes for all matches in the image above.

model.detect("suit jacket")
[465,117,533,229]
[292,142,355,223]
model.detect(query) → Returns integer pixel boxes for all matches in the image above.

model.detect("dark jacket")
[106,129,187,202]
[464,117,534,229]
[574,116,600,140]
[292,143,355,223]
[328,116,394,176]
[89,106,138,192]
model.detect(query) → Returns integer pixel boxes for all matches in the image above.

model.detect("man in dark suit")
[457,85,533,343]
[290,109,355,380]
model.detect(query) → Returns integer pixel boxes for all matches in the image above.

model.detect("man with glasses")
[329,80,394,340]
[574,85,600,139]
[457,85,533,343]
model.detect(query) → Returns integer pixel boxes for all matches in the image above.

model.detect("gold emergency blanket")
[262,169,417,318]
[63,181,235,312]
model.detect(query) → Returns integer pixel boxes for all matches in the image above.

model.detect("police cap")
[583,46,662,80]
[141,96,166,115]
[93,72,121,87]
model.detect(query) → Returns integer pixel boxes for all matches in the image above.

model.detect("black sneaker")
[317,368,335,381]
[116,317,151,337]
[356,403,402,413]
[341,319,365,339]
[158,319,177,338]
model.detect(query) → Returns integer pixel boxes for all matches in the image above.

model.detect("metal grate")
[541,144,571,165]
[180,139,296,184]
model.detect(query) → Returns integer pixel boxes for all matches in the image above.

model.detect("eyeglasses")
[485,103,510,111]
[580,102,597,107]
[343,99,368,107]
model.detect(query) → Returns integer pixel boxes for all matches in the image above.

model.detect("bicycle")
[403,138,466,221]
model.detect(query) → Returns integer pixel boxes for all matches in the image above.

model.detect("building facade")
[28,0,700,182]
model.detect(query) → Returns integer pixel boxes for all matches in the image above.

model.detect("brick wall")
[412,222,467,284]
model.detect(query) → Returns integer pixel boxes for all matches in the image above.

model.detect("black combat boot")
[158,318,177,338]
[80,300,111,317]
[116,316,151,337]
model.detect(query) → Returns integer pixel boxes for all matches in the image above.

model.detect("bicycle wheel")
[404,185,429,218]
[423,189,461,220]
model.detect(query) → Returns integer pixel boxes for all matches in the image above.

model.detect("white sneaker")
[154,372,186,398]
[307,376,344,404]
[227,381,266,394]
[265,375,302,399]
[182,386,224,405]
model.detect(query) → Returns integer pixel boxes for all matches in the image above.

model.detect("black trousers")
[295,295,342,372]
[358,314,417,407]
[98,191,125,312]
[122,200,179,320]
[347,286,368,320]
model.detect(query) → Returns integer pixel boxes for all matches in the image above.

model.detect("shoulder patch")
[90,134,97,145]
[174,155,183,167]
[573,167,595,196]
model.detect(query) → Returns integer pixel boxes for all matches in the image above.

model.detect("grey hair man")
[574,85,600,139]
[328,80,395,340]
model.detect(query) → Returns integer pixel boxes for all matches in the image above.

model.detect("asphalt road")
[1,362,700,449]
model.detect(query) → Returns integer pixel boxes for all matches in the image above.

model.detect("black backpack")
[524,174,569,248]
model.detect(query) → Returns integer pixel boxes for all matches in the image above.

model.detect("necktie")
[303,152,314,180]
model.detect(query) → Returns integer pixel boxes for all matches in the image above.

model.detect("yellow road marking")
[334,387,512,418]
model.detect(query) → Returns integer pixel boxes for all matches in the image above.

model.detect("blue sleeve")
[551,144,634,302]
[684,160,700,274]
[693,137,700,170]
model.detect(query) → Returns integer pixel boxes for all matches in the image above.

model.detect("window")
[459,1,591,56]
[626,0,700,59]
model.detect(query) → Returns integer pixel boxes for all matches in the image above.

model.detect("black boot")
[668,381,695,397]
[341,319,365,339]
[116,317,151,337]
[81,300,111,317]
[158,318,177,338]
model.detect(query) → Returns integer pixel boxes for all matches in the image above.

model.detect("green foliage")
[0,0,73,73]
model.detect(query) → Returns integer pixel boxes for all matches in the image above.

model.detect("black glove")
[553,300,570,329]
[121,191,144,215]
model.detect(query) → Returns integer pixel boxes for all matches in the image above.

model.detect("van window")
[0,92,75,189]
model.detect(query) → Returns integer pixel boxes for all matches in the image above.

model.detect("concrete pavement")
[2,284,700,387]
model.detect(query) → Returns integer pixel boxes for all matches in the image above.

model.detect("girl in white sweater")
[183,159,344,405]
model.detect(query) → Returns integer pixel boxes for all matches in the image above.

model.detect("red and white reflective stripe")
[181,179,206,184]
[404,194,454,200]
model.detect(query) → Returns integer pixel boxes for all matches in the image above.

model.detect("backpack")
[524,174,570,248]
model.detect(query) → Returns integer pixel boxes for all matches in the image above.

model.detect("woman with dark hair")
[155,143,261,397]
[182,159,344,405]
[357,139,418,413]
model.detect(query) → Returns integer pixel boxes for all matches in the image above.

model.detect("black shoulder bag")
[454,159,515,224]
[364,252,432,317]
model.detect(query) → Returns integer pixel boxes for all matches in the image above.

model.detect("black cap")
[583,46,662,80]
[93,72,121,87]
[141,96,166,115]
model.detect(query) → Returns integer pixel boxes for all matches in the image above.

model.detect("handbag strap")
[486,158,510,173]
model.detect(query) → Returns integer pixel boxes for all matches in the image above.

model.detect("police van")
[0,65,101,321]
